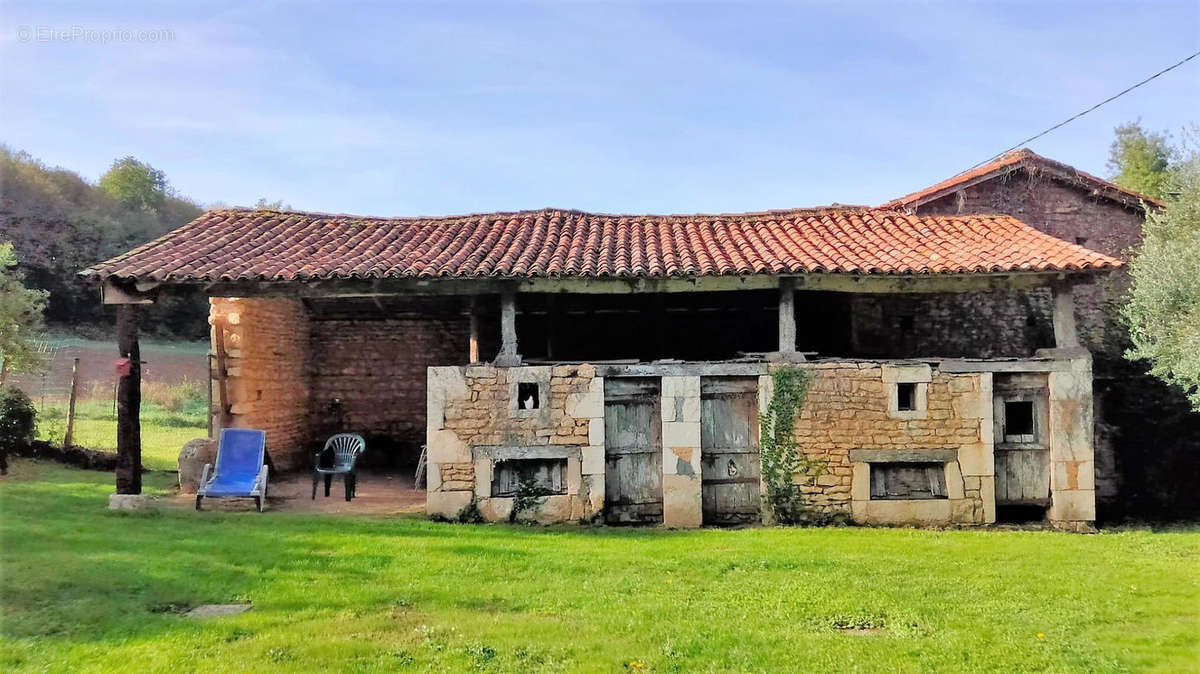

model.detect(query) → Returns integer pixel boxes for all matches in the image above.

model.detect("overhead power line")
[964,49,1200,173]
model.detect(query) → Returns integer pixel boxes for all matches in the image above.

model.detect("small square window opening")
[517,382,540,410]
[1004,400,1035,441]
[1075,236,1088,247]
[899,315,915,333]
[896,382,917,412]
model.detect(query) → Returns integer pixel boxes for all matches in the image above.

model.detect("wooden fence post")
[64,357,80,448]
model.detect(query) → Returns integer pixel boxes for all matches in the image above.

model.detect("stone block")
[950,498,976,523]
[567,456,582,493]
[532,495,574,524]
[666,446,699,477]
[566,379,604,418]
[583,474,604,516]
[850,499,869,523]
[956,443,993,477]
[107,494,150,511]
[588,418,605,446]
[945,461,965,500]
[980,476,996,524]
[662,473,702,528]
[678,395,702,423]
[581,445,605,475]
[662,376,700,400]
[1050,489,1095,522]
[474,459,492,498]
[1054,460,1095,491]
[662,421,700,449]
[428,429,470,463]
[864,498,951,525]
[881,363,932,384]
[479,496,512,522]
[178,437,217,493]
[427,491,473,519]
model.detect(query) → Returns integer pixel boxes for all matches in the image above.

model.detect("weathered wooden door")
[994,449,1051,505]
[700,377,760,525]
[992,388,1051,507]
[604,378,663,524]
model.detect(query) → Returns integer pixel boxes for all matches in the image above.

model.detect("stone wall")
[210,297,311,470]
[426,364,604,522]
[425,358,1095,528]
[309,315,469,463]
[850,290,1054,359]
[788,362,994,525]
[892,167,1142,362]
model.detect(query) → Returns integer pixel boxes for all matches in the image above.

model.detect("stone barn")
[87,203,1119,530]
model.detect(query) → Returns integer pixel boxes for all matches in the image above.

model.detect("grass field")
[37,397,207,471]
[16,337,210,471]
[2,460,1198,673]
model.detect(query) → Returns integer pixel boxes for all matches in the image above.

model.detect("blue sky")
[2,1,1197,216]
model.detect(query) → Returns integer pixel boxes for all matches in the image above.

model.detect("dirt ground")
[172,470,427,515]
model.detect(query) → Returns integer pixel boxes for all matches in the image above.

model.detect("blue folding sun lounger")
[196,429,269,512]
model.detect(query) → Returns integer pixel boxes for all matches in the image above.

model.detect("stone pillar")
[1047,354,1096,530]
[1052,281,1079,349]
[660,375,702,528]
[426,366,473,518]
[569,374,606,519]
[495,289,521,367]
[778,277,797,356]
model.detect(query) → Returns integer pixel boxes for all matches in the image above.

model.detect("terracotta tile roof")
[86,206,1121,284]
[883,149,1165,211]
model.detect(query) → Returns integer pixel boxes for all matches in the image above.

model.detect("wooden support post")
[468,296,480,364]
[116,305,142,495]
[0,358,7,387]
[206,354,214,438]
[1052,281,1079,349]
[63,358,80,448]
[778,277,797,355]
[212,318,232,429]
[495,288,521,366]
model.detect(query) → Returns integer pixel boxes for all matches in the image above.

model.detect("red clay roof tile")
[86,206,1121,284]
[883,148,1164,210]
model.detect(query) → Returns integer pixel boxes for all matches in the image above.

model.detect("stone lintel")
[848,448,958,463]
[473,445,581,461]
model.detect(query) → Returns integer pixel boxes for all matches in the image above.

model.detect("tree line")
[0,148,211,341]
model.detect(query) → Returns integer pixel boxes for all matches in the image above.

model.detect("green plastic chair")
[312,433,366,501]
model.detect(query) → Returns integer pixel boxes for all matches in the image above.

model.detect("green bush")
[0,387,37,474]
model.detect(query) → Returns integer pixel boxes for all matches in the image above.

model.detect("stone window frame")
[882,363,931,420]
[507,368,551,419]
[993,389,1049,449]
[868,461,949,501]
[848,448,961,504]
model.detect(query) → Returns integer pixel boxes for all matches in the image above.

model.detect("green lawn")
[2,461,1198,673]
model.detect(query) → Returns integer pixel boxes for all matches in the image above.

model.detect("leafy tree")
[0,147,206,338]
[98,156,169,212]
[0,242,48,373]
[1122,135,1200,410]
[1107,122,1175,201]
[254,198,292,210]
